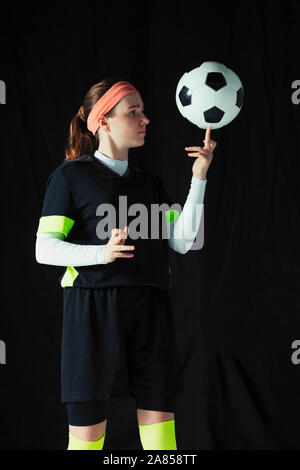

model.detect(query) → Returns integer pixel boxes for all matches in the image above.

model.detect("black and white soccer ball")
[175,61,244,129]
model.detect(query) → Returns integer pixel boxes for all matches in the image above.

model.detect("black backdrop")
[1,1,300,450]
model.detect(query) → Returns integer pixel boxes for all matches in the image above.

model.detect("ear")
[99,116,110,131]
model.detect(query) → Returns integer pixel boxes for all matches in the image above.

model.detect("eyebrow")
[128,104,144,109]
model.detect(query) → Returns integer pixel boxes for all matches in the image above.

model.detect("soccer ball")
[175,61,244,130]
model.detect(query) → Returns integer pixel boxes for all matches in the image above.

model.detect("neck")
[97,140,128,161]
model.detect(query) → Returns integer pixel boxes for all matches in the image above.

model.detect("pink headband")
[87,81,139,135]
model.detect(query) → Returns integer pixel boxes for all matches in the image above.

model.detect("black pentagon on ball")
[179,85,192,106]
[205,72,227,91]
[204,106,224,123]
[236,87,244,108]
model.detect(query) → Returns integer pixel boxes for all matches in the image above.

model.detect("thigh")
[122,286,184,398]
[61,287,123,403]
[135,391,177,413]
[66,400,110,426]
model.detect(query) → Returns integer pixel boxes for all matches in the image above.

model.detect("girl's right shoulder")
[52,154,94,175]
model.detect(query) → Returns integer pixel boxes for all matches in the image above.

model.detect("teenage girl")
[35,78,216,450]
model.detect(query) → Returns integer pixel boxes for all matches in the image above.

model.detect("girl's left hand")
[185,126,217,179]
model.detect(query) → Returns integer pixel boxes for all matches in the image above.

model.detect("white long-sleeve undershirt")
[35,150,206,266]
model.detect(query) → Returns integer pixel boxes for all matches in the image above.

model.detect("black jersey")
[36,154,174,290]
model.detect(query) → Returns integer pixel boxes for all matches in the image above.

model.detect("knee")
[69,419,107,441]
[137,409,175,425]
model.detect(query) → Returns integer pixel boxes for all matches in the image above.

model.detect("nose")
[142,114,150,126]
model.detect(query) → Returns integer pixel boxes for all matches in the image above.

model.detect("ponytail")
[64,77,124,161]
[64,105,96,161]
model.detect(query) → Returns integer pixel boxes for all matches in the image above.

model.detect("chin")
[133,141,145,148]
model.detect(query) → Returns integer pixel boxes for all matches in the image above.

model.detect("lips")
[138,129,146,134]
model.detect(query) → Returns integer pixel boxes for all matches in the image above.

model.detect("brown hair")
[64,77,124,161]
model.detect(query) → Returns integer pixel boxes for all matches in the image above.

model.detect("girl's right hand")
[102,226,135,263]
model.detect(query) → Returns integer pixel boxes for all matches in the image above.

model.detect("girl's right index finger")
[112,245,135,251]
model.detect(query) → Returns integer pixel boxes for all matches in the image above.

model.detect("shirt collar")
[94,150,128,176]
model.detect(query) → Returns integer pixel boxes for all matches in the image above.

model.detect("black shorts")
[61,285,184,414]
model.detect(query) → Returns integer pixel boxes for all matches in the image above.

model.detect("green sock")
[138,419,177,450]
[67,432,106,450]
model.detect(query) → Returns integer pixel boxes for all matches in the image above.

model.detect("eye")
[129,108,145,116]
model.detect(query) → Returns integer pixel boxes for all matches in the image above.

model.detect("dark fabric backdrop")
[0,1,299,450]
